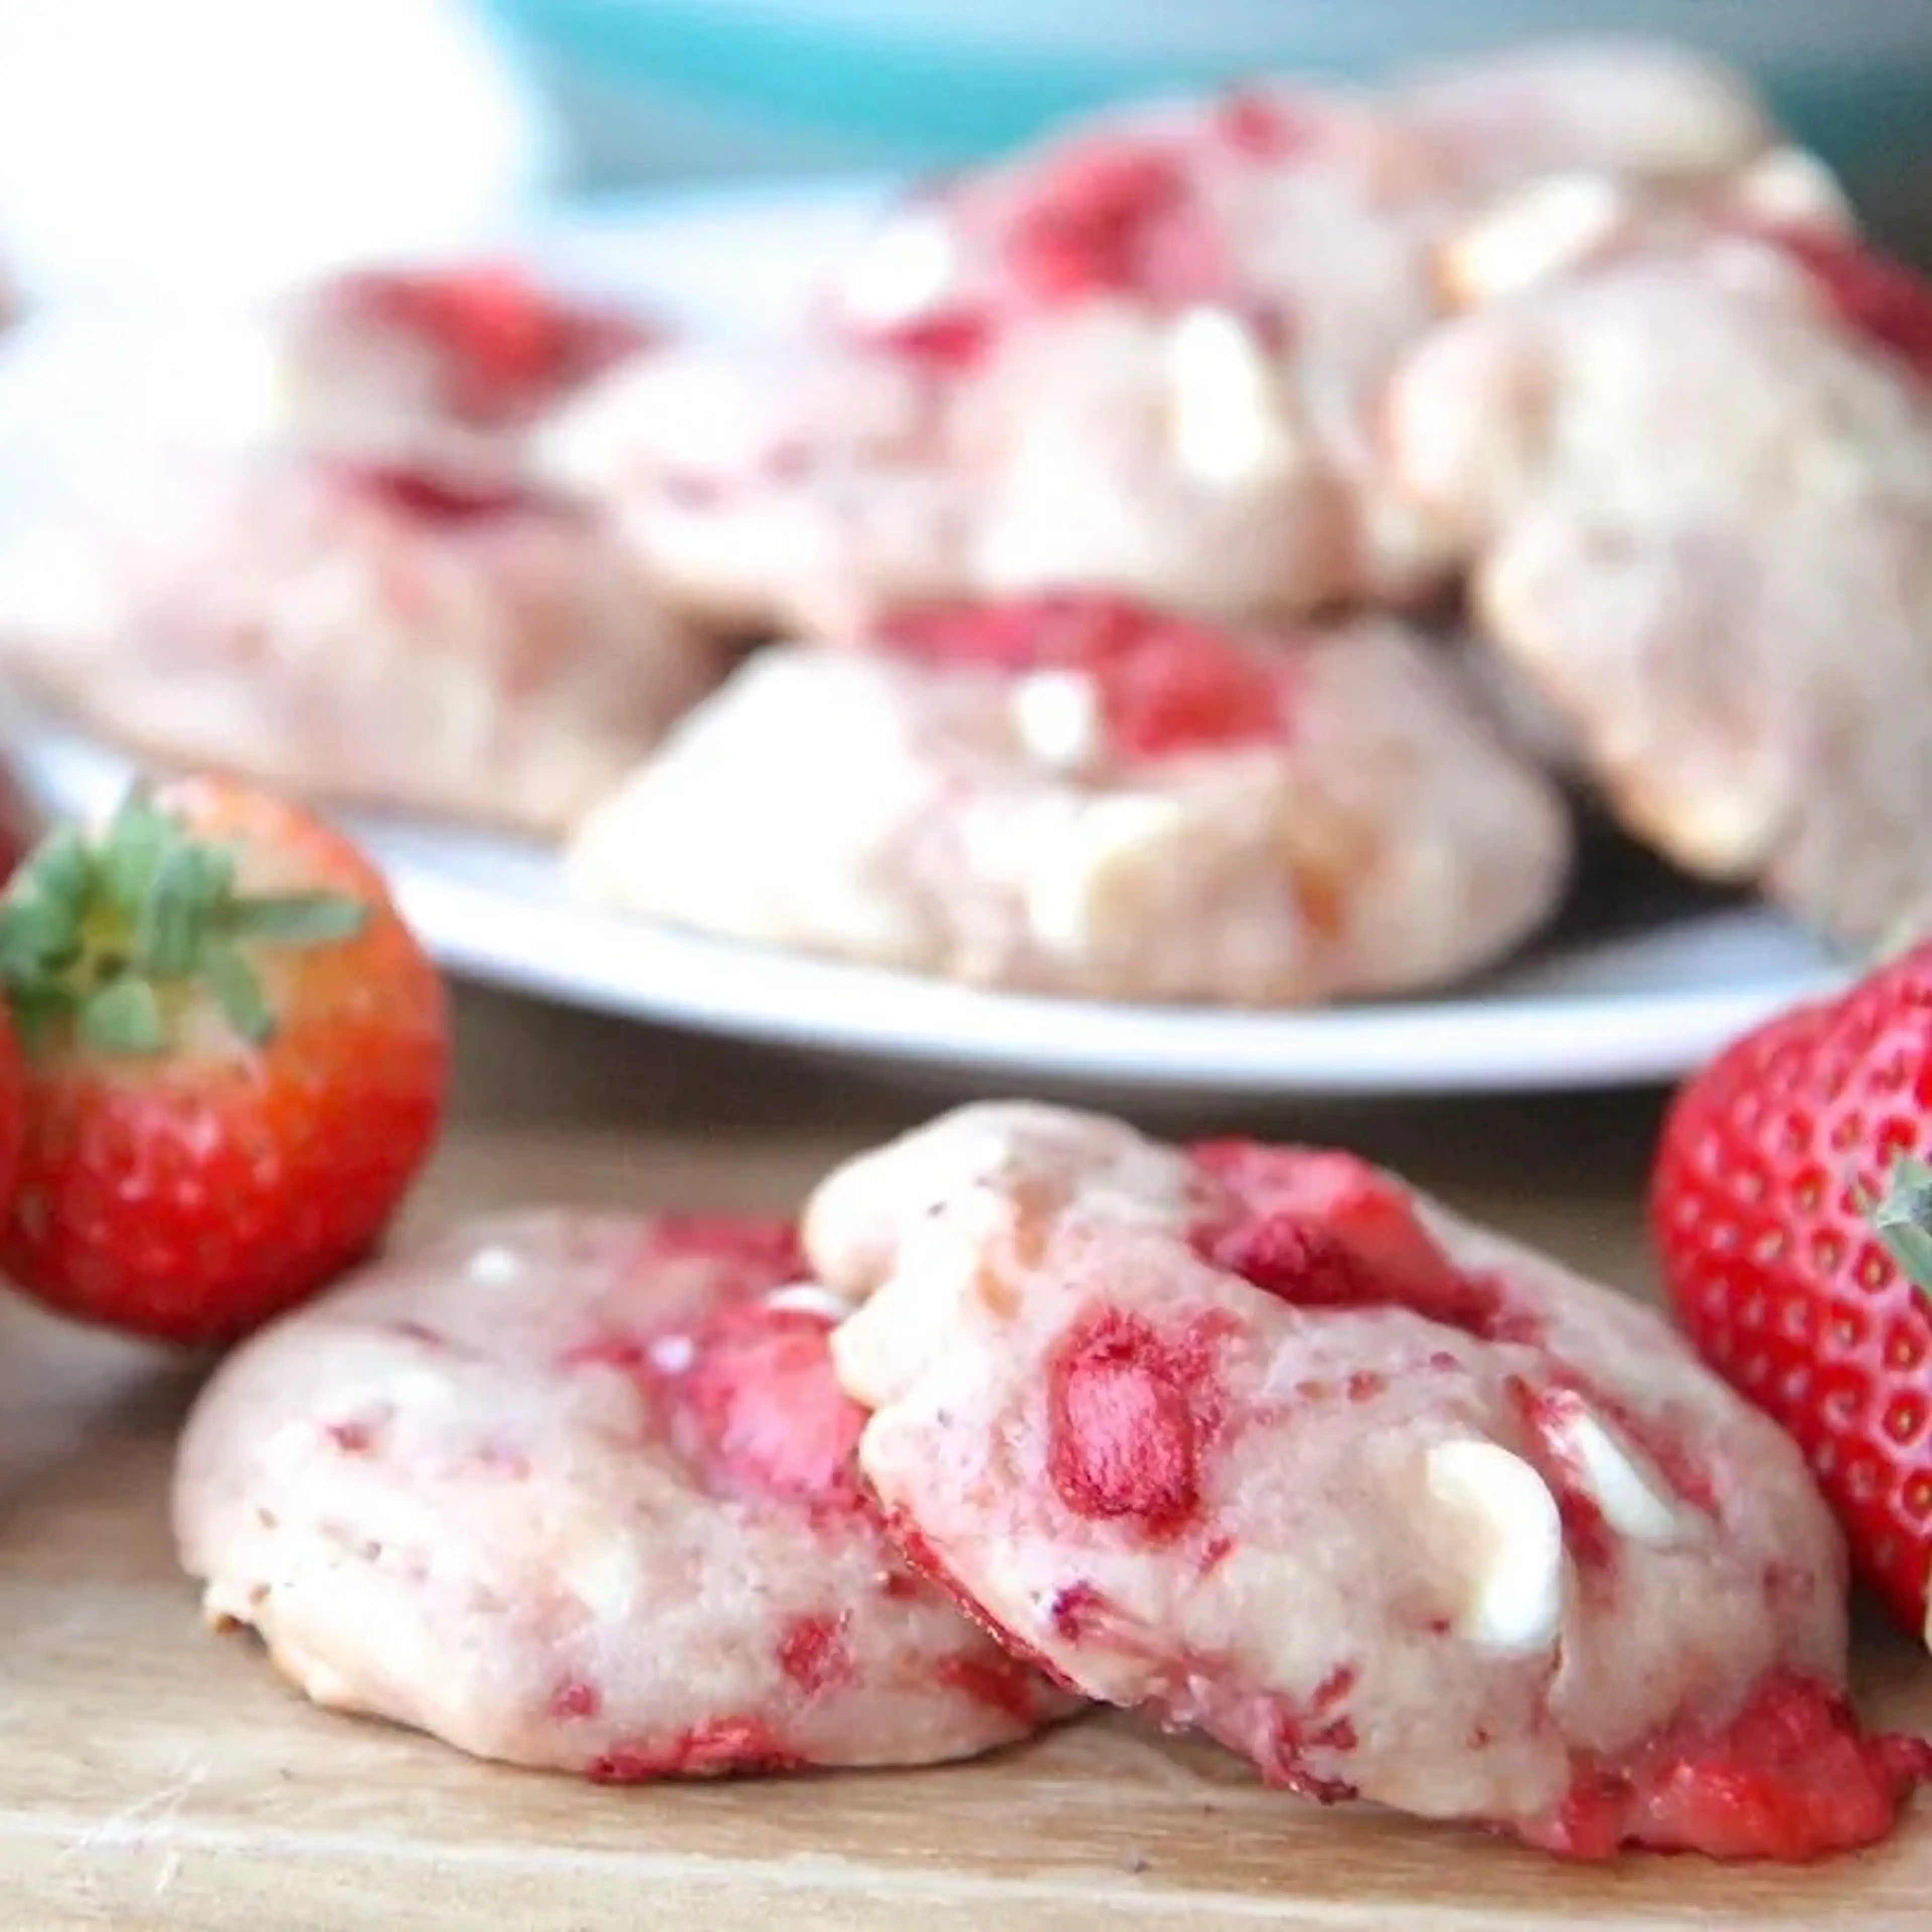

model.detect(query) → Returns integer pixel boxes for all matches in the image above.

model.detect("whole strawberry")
[0,778,450,1345]
[1651,943,1932,1640]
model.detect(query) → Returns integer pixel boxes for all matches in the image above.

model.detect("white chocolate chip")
[563,1540,643,1619]
[762,1281,857,1323]
[1545,1404,1697,1547]
[1166,306,1298,488]
[1731,147,1854,233]
[1011,669,1104,773]
[466,1245,521,1286]
[1441,175,1626,307]
[1423,1440,1565,1653]
[647,1333,696,1376]
[1024,795,1192,958]
[837,211,958,329]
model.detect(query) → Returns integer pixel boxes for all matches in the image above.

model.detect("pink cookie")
[174,1211,1073,1779]
[1388,227,1932,944]
[568,597,1572,1004]
[803,1103,1927,1859]
[0,448,716,836]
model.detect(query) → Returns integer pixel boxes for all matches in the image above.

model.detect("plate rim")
[0,699,1845,1099]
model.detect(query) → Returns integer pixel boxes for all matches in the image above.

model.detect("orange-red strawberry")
[1649,942,1932,1643]
[0,777,449,1345]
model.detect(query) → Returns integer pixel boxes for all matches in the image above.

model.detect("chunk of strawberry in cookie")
[1527,1672,1932,1861]
[334,461,552,526]
[806,1102,1927,1860]
[999,138,1224,310]
[1752,227,1932,388]
[882,595,1288,759]
[308,263,651,427]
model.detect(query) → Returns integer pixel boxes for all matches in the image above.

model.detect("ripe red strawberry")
[0,777,450,1345]
[1650,943,1932,1641]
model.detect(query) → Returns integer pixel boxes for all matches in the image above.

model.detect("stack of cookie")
[174,1102,1928,1859]
[6,37,1931,1002]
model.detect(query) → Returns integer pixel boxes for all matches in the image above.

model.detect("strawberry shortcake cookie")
[566,596,1572,1004]
[543,43,1824,637]
[174,1211,1073,1779]
[1387,225,1932,945]
[803,1102,1930,1860]
[0,450,717,835]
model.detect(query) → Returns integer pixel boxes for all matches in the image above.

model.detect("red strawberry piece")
[1756,226,1932,387]
[333,264,650,422]
[1650,940,1932,1639]
[882,594,1290,759]
[863,309,996,373]
[338,461,547,525]
[669,1302,868,1514]
[1002,139,1225,308]
[1528,1670,1932,1861]
[1210,89,1317,163]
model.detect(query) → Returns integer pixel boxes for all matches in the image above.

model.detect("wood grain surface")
[5,988,1926,1929]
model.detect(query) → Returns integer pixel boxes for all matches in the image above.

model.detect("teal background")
[478,0,1932,254]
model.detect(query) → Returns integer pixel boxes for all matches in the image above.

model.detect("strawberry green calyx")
[0,790,368,1055]
[1870,1156,1932,1299]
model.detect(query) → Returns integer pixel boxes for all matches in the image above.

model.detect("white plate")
[0,179,1847,1097]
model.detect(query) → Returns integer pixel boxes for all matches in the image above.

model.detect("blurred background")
[0,0,1927,310]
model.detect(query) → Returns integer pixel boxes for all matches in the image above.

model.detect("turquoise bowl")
[479,1,1931,245]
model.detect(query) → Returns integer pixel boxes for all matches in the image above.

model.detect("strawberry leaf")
[134,842,222,979]
[1870,1156,1932,1298]
[20,824,91,921]
[203,943,275,1046]
[78,976,164,1056]
[95,799,177,918]
[223,894,368,946]
[0,790,371,1057]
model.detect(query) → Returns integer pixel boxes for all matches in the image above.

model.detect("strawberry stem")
[1870,1156,1932,1297]
[0,788,370,1056]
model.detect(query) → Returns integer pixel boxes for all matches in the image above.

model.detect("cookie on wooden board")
[802,1102,1926,1859]
[174,1211,1075,1780]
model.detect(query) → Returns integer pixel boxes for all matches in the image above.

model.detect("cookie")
[544,44,1804,637]
[174,1211,1073,1779]
[566,598,1572,1004]
[802,1102,1927,1859]
[0,449,717,836]
[1386,229,1932,944]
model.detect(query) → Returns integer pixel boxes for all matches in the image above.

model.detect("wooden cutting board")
[5,994,1929,1929]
